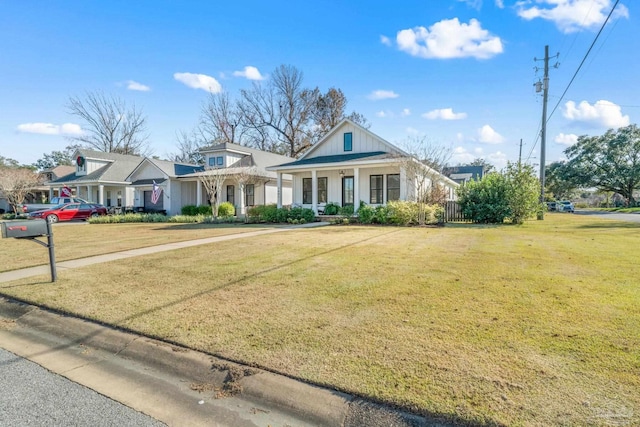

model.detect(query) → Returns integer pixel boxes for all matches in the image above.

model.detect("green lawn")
[1,215,638,426]
[0,222,272,272]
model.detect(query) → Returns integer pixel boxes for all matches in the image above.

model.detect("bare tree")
[168,129,206,165]
[200,91,245,145]
[67,91,149,155]
[311,87,370,142]
[398,137,454,225]
[239,65,317,157]
[0,166,43,213]
[198,167,232,218]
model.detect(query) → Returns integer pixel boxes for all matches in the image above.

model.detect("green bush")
[289,207,315,223]
[323,202,340,215]
[247,204,279,222]
[457,173,511,223]
[386,200,418,225]
[198,205,212,215]
[373,205,390,224]
[218,202,235,217]
[357,202,376,224]
[181,205,198,216]
[339,204,354,217]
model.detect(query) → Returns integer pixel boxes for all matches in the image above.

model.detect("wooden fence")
[443,201,472,223]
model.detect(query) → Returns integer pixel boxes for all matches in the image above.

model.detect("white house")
[267,119,458,215]
[177,142,293,215]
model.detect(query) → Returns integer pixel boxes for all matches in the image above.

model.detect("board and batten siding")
[308,123,391,157]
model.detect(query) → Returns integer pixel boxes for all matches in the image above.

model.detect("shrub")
[198,205,212,215]
[373,205,390,224]
[181,205,198,216]
[218,202,235,217]
[339,204,354,217]
[247,204,278,222]
[457,173,511,223]
[386,200,418,226]
[289,207,315,223]
[357,202,376,224]
[323,202,340,215]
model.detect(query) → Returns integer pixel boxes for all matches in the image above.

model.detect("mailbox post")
[1,219,57,282]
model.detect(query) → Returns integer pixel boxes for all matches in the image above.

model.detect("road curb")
[0,297,438,427]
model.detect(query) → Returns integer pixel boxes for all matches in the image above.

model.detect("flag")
[151,181,162,204]
[61,186,72,197]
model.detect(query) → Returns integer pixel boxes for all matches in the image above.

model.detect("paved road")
[574,210,640,223]
[0,347,165,427]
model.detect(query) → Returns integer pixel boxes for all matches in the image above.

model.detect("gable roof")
[49,149,144,185]
[298,118,409,160]
[200,142,292,168]
[274,151,390,168]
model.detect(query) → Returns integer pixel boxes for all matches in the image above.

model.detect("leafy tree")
[457,173,511,223]
[32,145,78,170]
[457,162,541,224]
[0,156,20,168]
[67,91,149,155]
[505,162,541,224]
[0,166,43,213]
[544,161,577,201]
[563,124,640,206]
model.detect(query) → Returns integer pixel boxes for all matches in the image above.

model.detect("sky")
[1,0,637,170]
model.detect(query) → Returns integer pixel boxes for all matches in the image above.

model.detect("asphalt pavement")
[574,210,640,223]
[0,347,165,427]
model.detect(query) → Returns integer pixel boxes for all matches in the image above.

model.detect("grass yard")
[0,222,272,272]
[1,214,639,426]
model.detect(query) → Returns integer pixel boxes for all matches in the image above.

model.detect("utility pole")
[535,45,554,219]
[518,138,523,167]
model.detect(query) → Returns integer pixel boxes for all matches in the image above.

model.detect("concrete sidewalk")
[0,222,329,283]
[0,221,441,426]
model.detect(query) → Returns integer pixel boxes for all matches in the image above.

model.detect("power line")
[546,0,622,122]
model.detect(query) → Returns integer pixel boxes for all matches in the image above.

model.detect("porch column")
[48,188,53,202]
[400,166,407,200]
[196,181,202,206]
[239,184,246,216]
[98,185,104,204]
[311,170,318,215]
[353,167,360,213]
[76,186,81,199]
[276,173,283,209]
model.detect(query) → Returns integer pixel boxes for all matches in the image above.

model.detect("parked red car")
[28,203,107,223]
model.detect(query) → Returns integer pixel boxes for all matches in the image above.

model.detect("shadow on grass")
[0,225,510,427]
[576,221,640,230]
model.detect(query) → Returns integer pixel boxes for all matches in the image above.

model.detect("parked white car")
[557,200,575,213]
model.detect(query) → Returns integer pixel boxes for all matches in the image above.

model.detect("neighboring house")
[28,165,76,203]
[267,119,458,215]
[47,149,147,210]
[126,158,204,214]
[177,142,293,215]
[442,165,485,184]
[45,145,293,216]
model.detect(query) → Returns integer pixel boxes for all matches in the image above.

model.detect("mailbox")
[1,220,49,238]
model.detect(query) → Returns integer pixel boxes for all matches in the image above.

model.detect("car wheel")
[91,212,99,217]
[46,214,59,223]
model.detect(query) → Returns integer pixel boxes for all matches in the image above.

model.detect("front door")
[342,176,354,207]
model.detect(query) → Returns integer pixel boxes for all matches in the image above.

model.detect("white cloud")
[17,122,83,136]
[406,127,420,135]
[422,108,467,120]
[451,146,476,164]
[380,35,392,46]
[487,151,508,169]
[478,124,504,144]
[401,108,411,117]
[563,100,629,128]
[368,90,399,100]
[126,80,150,91]
[458,0,482,10]
[232,66,264,81]
[174,72,222,93]
[376,110,388,118]
[517,0,629,33]
[555,133,579,146]
[396,18,503,59]
[495,0,504,8]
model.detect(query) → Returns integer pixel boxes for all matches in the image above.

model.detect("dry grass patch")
[1,216,639,426]
[0,222,272,272]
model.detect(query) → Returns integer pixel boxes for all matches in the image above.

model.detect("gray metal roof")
[200,142,292,169]
[146,158,204,177]
[273,151,390,168]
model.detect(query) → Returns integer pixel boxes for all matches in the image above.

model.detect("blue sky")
[1,0,636,169]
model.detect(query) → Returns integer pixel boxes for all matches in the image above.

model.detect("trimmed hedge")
[247,204,315,223]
